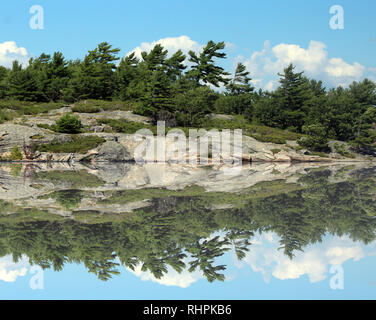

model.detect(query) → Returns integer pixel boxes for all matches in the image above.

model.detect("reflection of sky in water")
[1,233,376,300]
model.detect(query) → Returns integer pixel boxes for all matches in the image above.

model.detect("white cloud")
[127,35,203,60]
[0,41,29,68]
[0,255,29,282]
[238,232,366,283]
[127,263,202,288]
[239,40,366,89]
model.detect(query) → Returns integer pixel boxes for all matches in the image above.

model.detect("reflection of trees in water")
[0,167,375,282]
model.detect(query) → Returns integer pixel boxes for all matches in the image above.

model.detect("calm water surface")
[0,162,375,299]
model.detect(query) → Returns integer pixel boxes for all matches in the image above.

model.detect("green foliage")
[0,100,63,116]
[214,94,253,115]
[10,146,22,160]
[35,170,105,188]
[55,113,82,133]
[37,135,105,154]
[51,190,83,210]
[334,143,356,158]
[0,39,374,154]
[0,166,375,281]
[97,118,155,134]
[10,164,22,177]
[202,115,303,144]
[351,106,376,154]
[174,86,218,126]
[187,41,230,87]
[298,124,329,152]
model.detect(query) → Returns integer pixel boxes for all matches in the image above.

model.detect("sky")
[0,0,375,91]
[0,233,375,299]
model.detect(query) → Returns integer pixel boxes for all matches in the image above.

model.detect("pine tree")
[7,61,42,101]
[276,63,313,131]
[352,106,376,154]
[226,62,253,95]
[115,52,140,100]
[187,40,230,87]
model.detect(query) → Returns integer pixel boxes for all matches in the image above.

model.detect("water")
[0,162,375,299]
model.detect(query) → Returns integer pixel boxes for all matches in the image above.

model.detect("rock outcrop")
[0,123,372,163]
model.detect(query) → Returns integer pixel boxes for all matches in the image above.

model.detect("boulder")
[97,141,131,162]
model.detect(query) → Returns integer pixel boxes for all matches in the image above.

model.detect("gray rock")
[0,124,47,153]
[97,141,131,162]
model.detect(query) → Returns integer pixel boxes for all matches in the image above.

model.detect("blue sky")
[0,0,375,89]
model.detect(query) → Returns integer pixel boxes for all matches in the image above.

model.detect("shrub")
[72,104,101,113]
[298,124,329,152]
[10,146,22,160]
[55,113,82,134]
[214,94,253,115]
[334,143,356,158]
[271,148,282,155]
[37,136,105,154]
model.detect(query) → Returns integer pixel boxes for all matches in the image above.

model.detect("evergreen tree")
[352,106,376,154]
[226,62,253,95]
[7,61,41,101]
[276,63,313,131]
[115,52,140,100]
[187,40,230,87]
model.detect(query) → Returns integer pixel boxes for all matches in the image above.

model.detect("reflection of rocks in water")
[92,163,132,184]
[149,197,179,213]
[0,163,375,283]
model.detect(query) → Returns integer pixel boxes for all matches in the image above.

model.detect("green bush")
[10,146,22,160]
[97,118,156,134]
[51,190,83,210]
[214,94,253,115]
[55,113,82,134]
[298,124,329,152]
[37,136,105,154]
[334,143,356,158]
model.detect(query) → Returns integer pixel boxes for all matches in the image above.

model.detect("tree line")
[0,41,375,153]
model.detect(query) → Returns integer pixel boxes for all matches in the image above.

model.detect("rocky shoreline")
[0,123,373,164]
[0,106,374,164]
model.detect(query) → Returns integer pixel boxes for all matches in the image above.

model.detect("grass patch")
[10,146,22,160]
[271,148,281,155]
[0,100,63,123]
[36,135,105,154]
[202,115,303,144]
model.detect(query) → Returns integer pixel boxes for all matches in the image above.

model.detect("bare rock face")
[96,141,132,162]
[0,124,47,153]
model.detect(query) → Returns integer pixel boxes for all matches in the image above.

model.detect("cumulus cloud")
[238,232,366,283]
[0,255,30,282]
[239,40,366,89]
[127,35,203,60]
[127,263,202,288]
[0,41,29,68]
